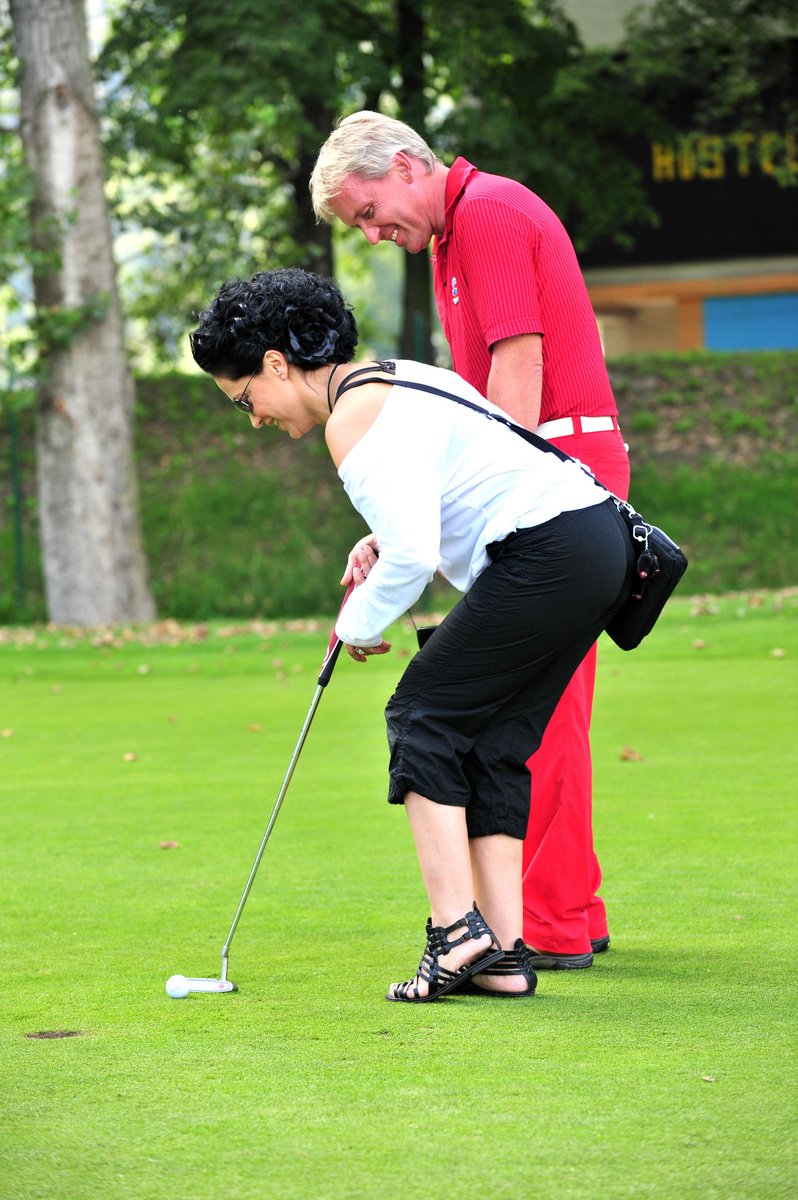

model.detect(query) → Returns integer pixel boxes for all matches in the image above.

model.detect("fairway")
[1,590,796,1199]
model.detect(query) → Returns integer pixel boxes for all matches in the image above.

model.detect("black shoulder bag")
[339,364,689,651]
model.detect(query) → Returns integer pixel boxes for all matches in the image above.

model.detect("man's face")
[329,155,438,254]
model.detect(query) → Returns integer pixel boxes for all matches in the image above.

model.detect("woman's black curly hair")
[189,267,359,380]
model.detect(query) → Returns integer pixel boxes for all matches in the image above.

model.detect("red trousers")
[522,428,630,954]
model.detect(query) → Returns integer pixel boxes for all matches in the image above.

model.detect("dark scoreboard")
[580,128,798,268]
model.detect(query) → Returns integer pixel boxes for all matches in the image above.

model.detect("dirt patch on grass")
[25,1030,87,1039]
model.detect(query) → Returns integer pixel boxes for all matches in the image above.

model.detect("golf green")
[1,589,796,1198]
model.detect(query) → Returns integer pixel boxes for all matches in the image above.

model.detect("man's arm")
[486,333,544,431]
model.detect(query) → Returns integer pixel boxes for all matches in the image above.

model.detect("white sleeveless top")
[335,360,607,647]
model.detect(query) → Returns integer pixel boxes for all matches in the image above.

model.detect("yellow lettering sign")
[650,129,797,183]
[652,143,676,181]
[728,131,755,176]
[677,137,696,181]
[697,135,725,179]
[759,133,778,175]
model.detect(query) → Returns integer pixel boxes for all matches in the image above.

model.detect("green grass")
[628,457,797,593]
[1,589,797,1199]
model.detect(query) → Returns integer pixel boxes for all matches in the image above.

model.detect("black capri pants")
[385,497,634,839]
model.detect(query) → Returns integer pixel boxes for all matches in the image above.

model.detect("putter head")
[166,974,238,998]
[189,977,237,993]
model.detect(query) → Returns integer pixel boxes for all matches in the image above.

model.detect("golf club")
[165,583,355,998]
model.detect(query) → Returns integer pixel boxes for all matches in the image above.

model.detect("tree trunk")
[291,94,336,280]
[11,0,155,625]
[397,0,434,362]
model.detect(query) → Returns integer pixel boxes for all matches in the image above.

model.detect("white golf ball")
[166,974,190,999]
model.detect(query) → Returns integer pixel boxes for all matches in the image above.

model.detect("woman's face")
[215,361,312,439]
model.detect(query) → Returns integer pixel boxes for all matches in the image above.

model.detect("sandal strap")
[471,938,534,981]
[388,907,503,1003]
[395,942,505,999]
[421,906,502,992]
[391,977,421,1001]
[426,905,496,957]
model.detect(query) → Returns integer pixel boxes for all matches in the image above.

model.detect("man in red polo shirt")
[311,111,630,969]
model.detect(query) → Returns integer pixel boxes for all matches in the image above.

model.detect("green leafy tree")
[423,0,662,251]
[98,0,393,355]
[98,0,668,362]
[379,0,662,352]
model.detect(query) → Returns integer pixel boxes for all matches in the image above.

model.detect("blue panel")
[704,292,798,350]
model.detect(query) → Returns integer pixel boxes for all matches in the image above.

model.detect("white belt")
[536,415,618,439]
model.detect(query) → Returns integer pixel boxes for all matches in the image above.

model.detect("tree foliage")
[5,0,796,367]
[623,0,798,127]
[97,0,666,359]
[422,0,662,251]
[621,0,798,186]
[98,0,394,353]
[5,0,795,367]
[0,28,36,391]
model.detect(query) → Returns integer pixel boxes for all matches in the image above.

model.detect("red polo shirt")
[432,158,617,422]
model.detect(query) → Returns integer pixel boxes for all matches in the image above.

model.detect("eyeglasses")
[231,369,257,413]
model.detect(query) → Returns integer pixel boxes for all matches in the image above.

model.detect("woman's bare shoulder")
[325,383,391,468]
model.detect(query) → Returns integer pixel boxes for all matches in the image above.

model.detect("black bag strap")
[336,362,582,470]
[337,362,661,575]
[339,362,652,519]
[388,378,577,463]
[335,361,398,396]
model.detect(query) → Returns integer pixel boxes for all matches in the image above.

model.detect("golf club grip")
[317,582,356,687]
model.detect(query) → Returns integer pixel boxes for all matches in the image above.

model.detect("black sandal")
[456,939,537,998]
[386,906,504,1003]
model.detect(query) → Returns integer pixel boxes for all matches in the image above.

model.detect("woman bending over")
[190,267,632,1004]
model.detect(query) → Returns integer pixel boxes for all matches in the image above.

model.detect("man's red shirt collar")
[434,157,477,255]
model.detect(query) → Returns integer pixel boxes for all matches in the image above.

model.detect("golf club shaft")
[220,585,355,982]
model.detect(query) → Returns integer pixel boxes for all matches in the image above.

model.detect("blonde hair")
[310,111,439,223]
